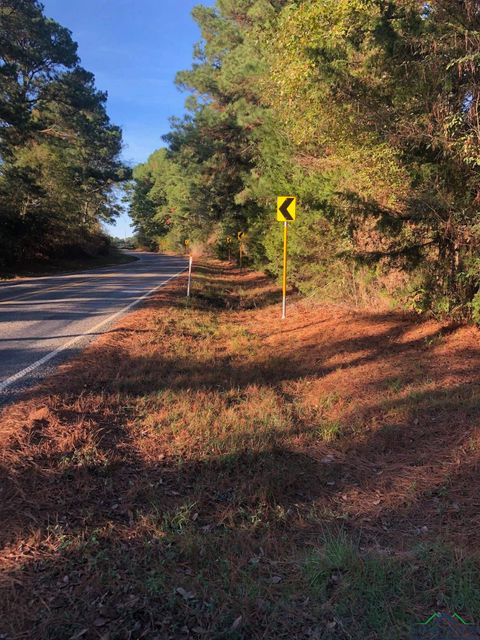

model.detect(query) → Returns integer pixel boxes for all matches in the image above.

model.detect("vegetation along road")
[3,0,480,638]
[0,252,187,400]
[2,262,480,639]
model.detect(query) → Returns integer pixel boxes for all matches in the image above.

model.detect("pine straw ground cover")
[1,261,480,640]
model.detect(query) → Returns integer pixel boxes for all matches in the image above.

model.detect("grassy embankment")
[1,261,480,639]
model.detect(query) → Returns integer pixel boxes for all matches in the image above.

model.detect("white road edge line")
[0,268,187,394]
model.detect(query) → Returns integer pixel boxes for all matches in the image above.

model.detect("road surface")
[0,252,187,400]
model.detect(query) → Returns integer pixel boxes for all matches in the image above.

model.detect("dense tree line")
[129,0,480,320]
[0,0,127,270]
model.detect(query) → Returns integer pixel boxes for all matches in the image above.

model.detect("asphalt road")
[0,252,187,400]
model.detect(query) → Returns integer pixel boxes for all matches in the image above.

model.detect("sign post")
[226,236,233,262]
[276,197,297,320]
[237,231,246,271]
[282,221,288,319]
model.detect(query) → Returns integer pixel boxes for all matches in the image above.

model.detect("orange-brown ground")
[1,261,480,639]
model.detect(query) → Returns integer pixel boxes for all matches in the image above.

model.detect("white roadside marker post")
[187,255,193,298]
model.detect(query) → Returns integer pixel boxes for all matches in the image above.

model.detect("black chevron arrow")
[279,197,294,220]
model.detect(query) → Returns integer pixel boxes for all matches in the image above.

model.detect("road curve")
[0,252,187,401]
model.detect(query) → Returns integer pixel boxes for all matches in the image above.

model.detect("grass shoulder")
[1,259,479,639]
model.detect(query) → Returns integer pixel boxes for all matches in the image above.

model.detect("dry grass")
[1,260,480,639]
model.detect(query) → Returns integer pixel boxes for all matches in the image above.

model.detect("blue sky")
[42,0,213,237]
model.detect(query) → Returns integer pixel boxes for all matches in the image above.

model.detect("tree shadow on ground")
[0,407,331,639]
[2,271,480,638]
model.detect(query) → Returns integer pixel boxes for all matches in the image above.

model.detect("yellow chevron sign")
[277,196,296,222]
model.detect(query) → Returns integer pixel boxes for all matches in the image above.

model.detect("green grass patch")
[304,532,480,639]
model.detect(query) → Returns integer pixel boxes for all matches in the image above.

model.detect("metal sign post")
[237,231,246,271]
[226,236,233,262]
[282,221,288,320]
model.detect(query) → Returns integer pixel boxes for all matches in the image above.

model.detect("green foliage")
[470,292,480,325]
[0,0,127,269]
[128,0,480,319]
